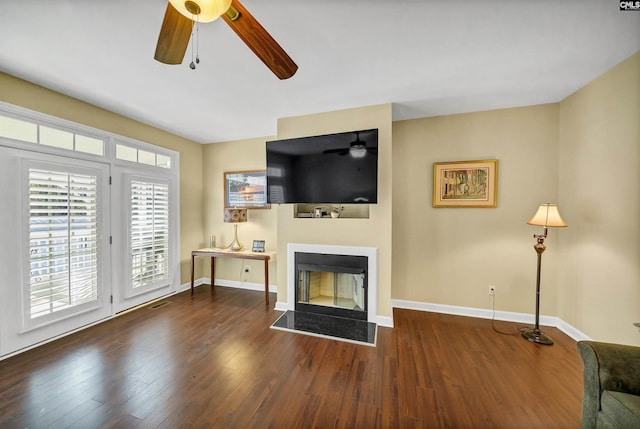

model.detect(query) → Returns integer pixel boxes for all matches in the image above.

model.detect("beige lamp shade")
[169,0,232,22]
[527,203,567,227]
[224,208,247,223]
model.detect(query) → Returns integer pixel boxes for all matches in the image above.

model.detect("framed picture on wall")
[224,170,271,209]
[433,160,498,208]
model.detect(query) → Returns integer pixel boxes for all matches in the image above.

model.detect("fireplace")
[295,252,368,321]
[285,243,377,322]
[272,244,378,345]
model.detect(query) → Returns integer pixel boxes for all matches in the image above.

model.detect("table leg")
[210,256,215,290]
[264,258,269,306]
[190,254,195,296]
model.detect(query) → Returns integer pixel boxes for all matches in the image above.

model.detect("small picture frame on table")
[252,240,265,253]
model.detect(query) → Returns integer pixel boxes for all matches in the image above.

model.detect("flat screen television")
[266,129,378,204]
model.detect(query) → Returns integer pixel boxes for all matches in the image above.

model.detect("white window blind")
[28,169,99,319]
[130,180,169,289]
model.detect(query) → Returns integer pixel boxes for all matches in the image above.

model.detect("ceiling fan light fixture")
[349,146,367,158]
[169,0,232,22]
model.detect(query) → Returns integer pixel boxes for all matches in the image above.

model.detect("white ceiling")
[0,1,638,144]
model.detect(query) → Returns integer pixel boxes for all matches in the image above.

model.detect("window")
[28,168,99,320]
[116,143,171,169]
[130,180,170,289]
[0,115,37,143]
[0,113,105,156]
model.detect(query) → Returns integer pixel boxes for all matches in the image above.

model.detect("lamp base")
[227,224,243,251]
[522,329,553,345]
[228,240,243,251]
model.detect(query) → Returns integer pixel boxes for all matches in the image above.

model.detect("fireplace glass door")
[297,264,366,319]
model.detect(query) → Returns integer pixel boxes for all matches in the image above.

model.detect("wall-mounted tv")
[266,129,378,204]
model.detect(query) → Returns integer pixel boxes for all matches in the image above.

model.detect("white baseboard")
[554,318,591,342]
[376,315,394,328]
[185,282,592,342]
[187,277,277,294]
[391,299,591,342]
[179,278,204,292]
[274,301,290,313]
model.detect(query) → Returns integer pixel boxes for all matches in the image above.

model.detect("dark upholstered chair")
[577,341,640,429]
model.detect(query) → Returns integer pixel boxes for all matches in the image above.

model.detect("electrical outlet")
[488,286,496,296]
[243,266,251,273]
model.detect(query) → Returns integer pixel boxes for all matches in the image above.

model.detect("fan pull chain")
[189,15,197,69]
[196,21,200,65]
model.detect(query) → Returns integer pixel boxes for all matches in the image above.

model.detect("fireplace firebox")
[295,252,368,321]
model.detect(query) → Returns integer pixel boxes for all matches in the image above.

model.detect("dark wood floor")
[0,285,584,428]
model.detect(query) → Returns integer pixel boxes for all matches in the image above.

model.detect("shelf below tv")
[294,204,370,219]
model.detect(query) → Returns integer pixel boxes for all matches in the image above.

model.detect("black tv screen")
[266,129,378,204]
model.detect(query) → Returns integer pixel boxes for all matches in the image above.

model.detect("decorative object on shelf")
[523,203,567,345]
[209,234,216,248]
[224,170,270,209]
[252,240,265,253]
[433,160,498,208]
[224,208,247,251]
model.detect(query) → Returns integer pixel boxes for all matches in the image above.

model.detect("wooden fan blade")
[323,148,349,156]
[222,0,298,79]
[154,2,193,65]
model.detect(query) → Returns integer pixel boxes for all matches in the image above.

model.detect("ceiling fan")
[323,131,377,158]
[154,0,298,80]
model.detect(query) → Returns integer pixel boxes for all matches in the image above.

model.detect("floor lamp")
[224,208,247,251]
[523,203,567,345]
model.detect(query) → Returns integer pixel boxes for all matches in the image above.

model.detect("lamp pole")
[522,227,553,345]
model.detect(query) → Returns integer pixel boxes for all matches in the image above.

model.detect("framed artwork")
[433,160,498,208]
[252,240,265,253]
[224,170,270,209]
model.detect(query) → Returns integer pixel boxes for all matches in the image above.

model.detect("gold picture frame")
[433,160,498,208]
[224,170,271,209]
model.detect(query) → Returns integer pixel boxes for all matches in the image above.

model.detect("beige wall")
[391,52,639,346]
[275,104,394,319]
[392,104,561,314]
[5,50,638,344]
[201,137,279,284]
[0,73,204,285]
[558,53,640,345]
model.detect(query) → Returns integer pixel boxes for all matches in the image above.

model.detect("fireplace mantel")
[285,243,378,323]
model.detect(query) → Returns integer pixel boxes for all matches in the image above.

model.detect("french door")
[110,167,178,313]
[0,152,179,356]
[0,104,180,358]
[0,147,111,356]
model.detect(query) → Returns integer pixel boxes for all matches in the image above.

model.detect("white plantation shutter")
[28,168,99,319]
[130,180,169,289]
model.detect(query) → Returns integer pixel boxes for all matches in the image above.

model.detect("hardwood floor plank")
[0,286,583,428]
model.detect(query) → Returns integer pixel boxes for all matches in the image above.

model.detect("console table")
[190,248,275,305]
